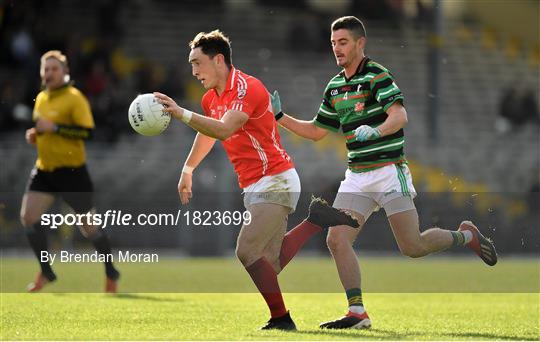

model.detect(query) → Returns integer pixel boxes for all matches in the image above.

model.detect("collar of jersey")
[44,82,72,95]
[340,56,370,83]
[215,66,237,96]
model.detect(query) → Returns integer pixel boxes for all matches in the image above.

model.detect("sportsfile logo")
[40,210,252,229]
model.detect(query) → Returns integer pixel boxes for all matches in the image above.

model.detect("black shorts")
[26,165,94,214]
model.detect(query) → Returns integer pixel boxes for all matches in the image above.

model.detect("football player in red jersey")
[154,30,358,330]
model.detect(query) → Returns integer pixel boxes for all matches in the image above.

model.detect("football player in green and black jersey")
[271,16,497,330]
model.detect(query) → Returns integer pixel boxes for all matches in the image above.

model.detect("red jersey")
[201,67,294,188]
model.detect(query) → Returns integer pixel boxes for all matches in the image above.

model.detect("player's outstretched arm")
[179,133,216,204]
[270,90,328,141]
[154,92,248,141]
[279,115,328,141]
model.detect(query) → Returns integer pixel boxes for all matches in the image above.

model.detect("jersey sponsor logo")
[212,105,229,118]
[337,106,353,115]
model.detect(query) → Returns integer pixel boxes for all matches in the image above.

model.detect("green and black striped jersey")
[314,57,406,172]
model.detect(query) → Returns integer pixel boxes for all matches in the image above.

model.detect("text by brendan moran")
[40,251,159,265]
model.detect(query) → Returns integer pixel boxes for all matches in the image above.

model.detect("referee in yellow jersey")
[20,50,120,293]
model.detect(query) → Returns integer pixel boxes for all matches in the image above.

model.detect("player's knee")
[235,245,246,264]
[20,211,40,228]
[79,224,98,238]
[235,243,261,266]
[326,231,351,253]
[399,244,426,258]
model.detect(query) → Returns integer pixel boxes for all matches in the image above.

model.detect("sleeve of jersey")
[313,91,340,132]
[72,93,95,129]
[370,71,404,112]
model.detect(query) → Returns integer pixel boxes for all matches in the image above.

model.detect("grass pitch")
[1,257,538,340]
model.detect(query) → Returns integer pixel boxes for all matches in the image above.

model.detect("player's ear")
[215,54,225,66]
[357,36,366,50]
[63,65,71,83]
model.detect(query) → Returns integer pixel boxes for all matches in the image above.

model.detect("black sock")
[90,230,119,279]
[26,223,55,280]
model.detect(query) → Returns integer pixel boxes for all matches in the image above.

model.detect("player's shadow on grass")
[111,293,185,302]
[289,330,377,339]
[293,328,536,341]
[368,328,536,341]
[51,293,184,302]
[441,330,538,341]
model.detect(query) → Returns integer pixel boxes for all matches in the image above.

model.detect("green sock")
[451,231,466,247]
[346,288,363,307]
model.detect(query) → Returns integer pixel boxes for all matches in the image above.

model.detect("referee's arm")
[35,118,93,140]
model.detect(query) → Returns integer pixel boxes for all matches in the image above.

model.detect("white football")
[128,93,171,136]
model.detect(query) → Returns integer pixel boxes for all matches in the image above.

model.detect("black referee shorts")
[26,165,94,214]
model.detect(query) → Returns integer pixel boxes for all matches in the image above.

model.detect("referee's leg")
[62,166,120,292]
[20,190,56,291]
[77,208,120,292]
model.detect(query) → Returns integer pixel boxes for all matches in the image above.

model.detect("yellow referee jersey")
[33,85,95,171]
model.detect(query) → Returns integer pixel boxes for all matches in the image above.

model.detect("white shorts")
[243,168,301,213]
[333,164,417,219]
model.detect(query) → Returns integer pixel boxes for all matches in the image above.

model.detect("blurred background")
[0,0,538,257]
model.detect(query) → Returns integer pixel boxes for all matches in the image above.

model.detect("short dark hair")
[331,16,367,39]
[189,30,232,67]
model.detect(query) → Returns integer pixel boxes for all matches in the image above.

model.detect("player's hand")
[153,92,187,121]
[25,127,37,145]
[354,125,381,142]
[35,118,57,133]
[270,90,282,115]
[178,172,193,205]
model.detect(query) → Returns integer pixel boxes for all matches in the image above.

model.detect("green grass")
[1,293,538,340]
[1,257,539,340]
[1,256,538,293]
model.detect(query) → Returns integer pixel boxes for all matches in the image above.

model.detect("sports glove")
[354,125,381,142]
[270,90,284,121]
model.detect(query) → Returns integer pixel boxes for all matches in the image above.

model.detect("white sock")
[349,305,365,314]
[462,230,473,244]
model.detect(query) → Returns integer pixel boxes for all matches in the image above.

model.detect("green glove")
[270,90,284,121]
